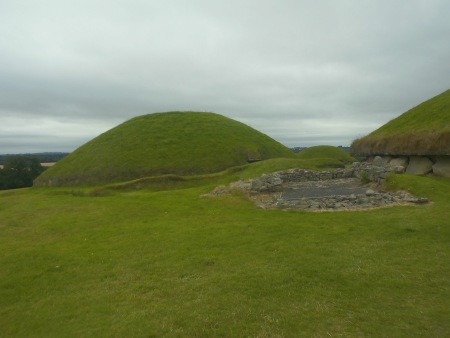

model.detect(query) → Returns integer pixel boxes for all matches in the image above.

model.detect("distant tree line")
[0,152,69,165]
[290,146,351,154]
[0,156,46,190]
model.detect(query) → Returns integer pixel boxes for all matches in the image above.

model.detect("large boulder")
[388,156,409,174]
[389,157,409,168]
[405,156,433,175]
[432,156,450,178]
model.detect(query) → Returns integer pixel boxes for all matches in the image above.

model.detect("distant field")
[40,162,56,167]
[0,162,55,169]
[1,158,449,337]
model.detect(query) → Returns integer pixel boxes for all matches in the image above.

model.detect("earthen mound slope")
[35,112,295,187]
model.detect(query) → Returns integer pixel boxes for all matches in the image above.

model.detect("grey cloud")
[1,0,450,153]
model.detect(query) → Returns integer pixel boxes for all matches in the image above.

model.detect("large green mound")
[35,112,295,186]
[351,89,450,156]
[296,145,356,166]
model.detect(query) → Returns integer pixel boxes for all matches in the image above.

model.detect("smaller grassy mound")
[35,112,295,186]
[296,145,356,167]
[351,89,450,156]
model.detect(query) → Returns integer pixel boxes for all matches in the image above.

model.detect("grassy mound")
[351,89,450,156]
[296,145,356,167]
[34,112,295,186]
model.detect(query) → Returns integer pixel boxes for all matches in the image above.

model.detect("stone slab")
[432,156,450,178]
[405,156,433,175]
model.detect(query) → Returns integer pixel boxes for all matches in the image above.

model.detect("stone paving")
[280,178,367,200]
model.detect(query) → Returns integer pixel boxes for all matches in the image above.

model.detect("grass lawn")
[1,170,449,337]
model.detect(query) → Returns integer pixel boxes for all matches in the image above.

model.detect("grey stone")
[373,156,385,167]
[389,157,409,168]
[432,156,450,178]
[366,189,376,196]
[388,157,409,174]
[392,165,406,174]
[406,156,433,175]
[250,179,264,191]
[403,196,429,204]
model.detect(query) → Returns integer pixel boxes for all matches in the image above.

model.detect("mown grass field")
[1,159,449,337]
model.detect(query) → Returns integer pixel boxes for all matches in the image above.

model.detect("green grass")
[103,157,345,191]
[296,145,357,165]
[35,112,295,187]
[1,166,450,337]
[351,89,450,156]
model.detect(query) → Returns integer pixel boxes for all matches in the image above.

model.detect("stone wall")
[250,159,391,193]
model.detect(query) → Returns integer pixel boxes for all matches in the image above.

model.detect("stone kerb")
[365,155,450,178]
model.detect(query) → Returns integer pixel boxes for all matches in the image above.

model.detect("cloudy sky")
[1,0,449,153]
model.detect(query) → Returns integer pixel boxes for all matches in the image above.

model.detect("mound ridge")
[34,112,295,186]
[351,89,450,156]
[296,145,356,165]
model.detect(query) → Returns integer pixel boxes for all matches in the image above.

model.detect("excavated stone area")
[203,164,429,212]
[244,179,428,212]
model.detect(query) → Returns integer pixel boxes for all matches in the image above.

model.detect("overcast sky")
[1,0,449,153]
